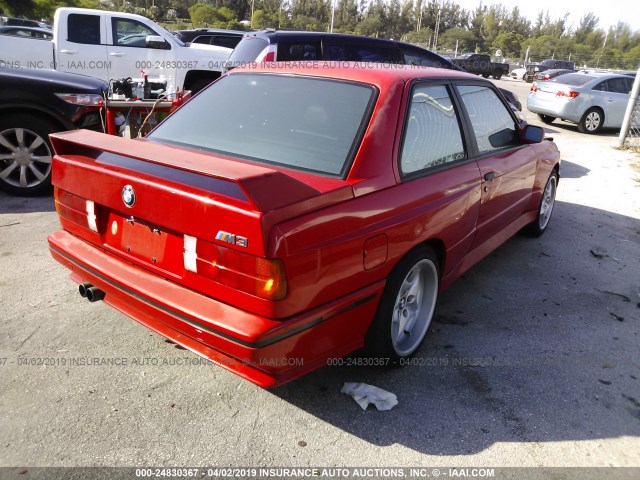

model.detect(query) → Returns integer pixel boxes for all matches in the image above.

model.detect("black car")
[525,59,575,82]
[174,28,245,49]
[0,26,53,39]
[226,30,522,111]
[0,16,47,28]
[0,69,107,196]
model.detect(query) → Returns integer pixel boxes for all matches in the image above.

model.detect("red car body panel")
[48,64,561,387]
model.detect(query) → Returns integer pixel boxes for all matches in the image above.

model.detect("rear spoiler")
[50,130,325,213]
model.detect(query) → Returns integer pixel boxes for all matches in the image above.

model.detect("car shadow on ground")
[269,200,640,455]
[0,191,55,214]
[560,160,590,179]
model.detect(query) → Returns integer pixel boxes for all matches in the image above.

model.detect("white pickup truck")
[0,8,232,92]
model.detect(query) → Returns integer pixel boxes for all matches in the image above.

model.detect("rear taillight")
[556,90,579,98]
[256,44,277,62]
[544,74,551,80]
[184,236,287,300]
[263,51,275,62]
[55,188,99,232]
[530,84,538,92]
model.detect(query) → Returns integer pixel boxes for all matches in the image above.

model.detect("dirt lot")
[0,77,639,474]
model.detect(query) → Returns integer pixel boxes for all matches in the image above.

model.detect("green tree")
[492,31,524,58]
[189,3,216,27]
[438,27,475,53]
[0,0,36,17]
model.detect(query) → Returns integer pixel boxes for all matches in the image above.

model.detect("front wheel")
[0,114,57,196]
[492,72,502,80]
[365,246,440,363]
[578,108,603,134]
[525,170,558,237]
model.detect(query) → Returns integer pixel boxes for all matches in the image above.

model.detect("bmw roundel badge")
[122,185,136,208]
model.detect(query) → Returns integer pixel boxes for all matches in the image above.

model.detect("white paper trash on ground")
[341,382,398,411]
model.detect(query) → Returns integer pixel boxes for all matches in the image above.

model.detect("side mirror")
[145,35,170,50]
[522,124,544,144]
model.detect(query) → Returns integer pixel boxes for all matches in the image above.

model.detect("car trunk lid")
[50,130,353,279]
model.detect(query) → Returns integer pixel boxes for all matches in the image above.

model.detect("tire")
[481,73,490,78]
[525,170,558,237]
[538,114,556,125]
[365,246,440,363]
[492,73,502,80]
[578,107,603,134]
[0,114,57,196]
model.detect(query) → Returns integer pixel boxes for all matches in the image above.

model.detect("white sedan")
[510,68,527,80]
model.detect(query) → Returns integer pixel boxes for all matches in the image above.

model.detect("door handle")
[483,171,496,181]
[60,49,78,54]
[109,52,125,57]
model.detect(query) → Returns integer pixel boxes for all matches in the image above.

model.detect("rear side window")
[277,42,321,61]
[401,47,453,69]
[68,13,100,44]
[348,44,397,62]
[148,74,375,177]
[457,85,519,154]
[605,77,631,94]
[324,42,398,62]
[400,84,466,176]
[228,37,268,65]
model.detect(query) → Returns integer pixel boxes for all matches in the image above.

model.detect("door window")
[112,18,157,48]
[457,85,519,154]
[67,13,101,45]
[400,84,466,176]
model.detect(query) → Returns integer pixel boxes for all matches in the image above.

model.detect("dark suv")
[0,69,107,196]
[227,30,455,69]
[226,30,522,111]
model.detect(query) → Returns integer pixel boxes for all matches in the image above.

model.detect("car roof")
[242,30,402,47]
[547,71,632,86]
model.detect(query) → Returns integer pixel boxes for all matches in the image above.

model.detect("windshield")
[158,24,185,46]
[148,73,375,177]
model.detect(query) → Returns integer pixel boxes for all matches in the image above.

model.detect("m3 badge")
[216,231,248,248]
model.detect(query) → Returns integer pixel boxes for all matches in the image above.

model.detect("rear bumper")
[48,230,383,388]
[526,96,582,123]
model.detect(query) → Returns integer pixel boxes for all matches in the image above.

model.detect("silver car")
[526,72,635,134]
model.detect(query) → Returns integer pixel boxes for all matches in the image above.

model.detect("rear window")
[227,37,268,65]
[550,74,595,86]
[148,74,375,177]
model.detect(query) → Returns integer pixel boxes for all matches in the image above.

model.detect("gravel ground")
[0,77,638,476]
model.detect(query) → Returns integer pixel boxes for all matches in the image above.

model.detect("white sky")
[452,0,640,32]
